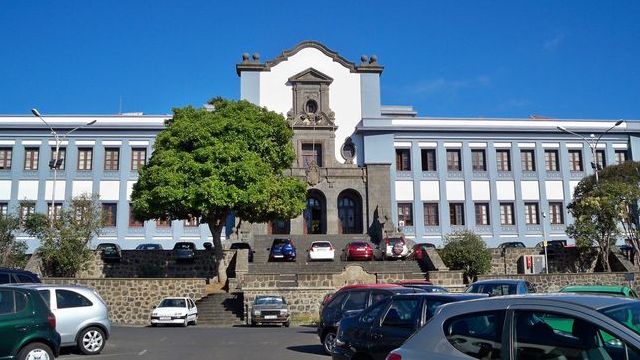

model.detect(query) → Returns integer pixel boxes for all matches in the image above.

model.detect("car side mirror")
[267,248,270,251]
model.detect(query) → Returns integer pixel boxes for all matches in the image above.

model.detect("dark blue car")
[268,238,296,262]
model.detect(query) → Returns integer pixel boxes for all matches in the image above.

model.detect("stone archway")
[337,189,363,234]
[304,189,327,234]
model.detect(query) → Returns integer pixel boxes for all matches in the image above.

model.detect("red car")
[343,241,374,261]
[412,243,436,261]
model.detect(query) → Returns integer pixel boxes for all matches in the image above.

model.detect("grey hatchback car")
[387,294,640,360]
[18,284,111,355]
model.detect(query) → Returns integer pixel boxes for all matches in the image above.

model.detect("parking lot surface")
[59,325,325,360]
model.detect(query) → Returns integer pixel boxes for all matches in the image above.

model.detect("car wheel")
[323,332,337,355]
[78,326,106,355]
[182,318,188,327]
[18,342,54,360]
[192,316,198,326]
[284,321,290,328]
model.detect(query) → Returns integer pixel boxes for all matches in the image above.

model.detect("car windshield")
[312,242,331,248]
[467,283,517,296]
[273,239,290,246]
[159,299,186,308]
[388,238,404,244]
[175,243,194,249]
[600,302,640,335]
[255,297,284,305]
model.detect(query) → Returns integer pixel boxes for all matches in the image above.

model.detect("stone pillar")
[365,163,394,244]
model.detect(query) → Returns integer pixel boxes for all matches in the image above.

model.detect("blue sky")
[1,1,639,119]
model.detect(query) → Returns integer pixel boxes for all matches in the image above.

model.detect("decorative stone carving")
[286,68,336,128]
[341,137,356,164]
[305,163,322,186]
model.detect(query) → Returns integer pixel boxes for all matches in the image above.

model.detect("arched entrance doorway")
[304,190,326,234]
[337,189,363,234]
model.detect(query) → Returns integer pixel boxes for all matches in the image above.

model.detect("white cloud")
[544,34,565,51]
[405,75,491,96]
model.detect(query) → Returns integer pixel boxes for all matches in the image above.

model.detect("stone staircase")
[195,292,244,326]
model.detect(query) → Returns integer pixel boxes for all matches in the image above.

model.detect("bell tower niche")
[286,68,336,129]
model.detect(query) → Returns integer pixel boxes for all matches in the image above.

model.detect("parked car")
[150,297,198,327]
[308,241,335,261]
[229,242,254,262]
[18,284,111,355]
[387,294,640,360]
[411,243,434,262]
[383,237,410,260]
[465,279,535,296]
[250,295,290,327]
[343,241,374,261]
[0,268,41,284]
[560,285,639,298]
[497,241,526,249]
[268,238,296,262]
[96,243,122,262]
[396,280,449,293]
[135,243,163,250]
[173,242,196,262]
[535,239,573,255]
[333,293,487,360]
[318,283,423,355]
[0,285,61,360]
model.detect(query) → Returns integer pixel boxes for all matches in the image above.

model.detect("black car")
[0,268,41,284]
[96,243,122,262]
[333,293,487,360]
[497,241,526,249]
[318,284,422,355]
[229,242,254,262]
[173,242,196,262]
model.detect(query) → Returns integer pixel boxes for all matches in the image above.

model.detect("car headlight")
[152,312,158,317]
[253,310,261,315]
[173,313,184,317]
[280,309,288,314]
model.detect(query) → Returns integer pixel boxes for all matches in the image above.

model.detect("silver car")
[387,294,640,360]
[19,284,111,355]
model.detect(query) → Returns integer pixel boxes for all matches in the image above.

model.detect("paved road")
[59,326,326,360]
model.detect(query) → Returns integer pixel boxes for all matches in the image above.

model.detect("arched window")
[338,190,363,234]
[304,190,326,234]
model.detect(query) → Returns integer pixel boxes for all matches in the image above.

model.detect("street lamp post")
[557,120,623,183]
[542,211,549,274]
[31,109,96,225]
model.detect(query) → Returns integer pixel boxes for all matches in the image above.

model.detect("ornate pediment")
[286,67,336,128]
[288,68,333,84]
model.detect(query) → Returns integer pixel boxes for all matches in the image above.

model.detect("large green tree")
[568,161,640,269]
[131,98,307,260]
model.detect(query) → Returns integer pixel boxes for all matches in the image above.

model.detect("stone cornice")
[236,40,383,76]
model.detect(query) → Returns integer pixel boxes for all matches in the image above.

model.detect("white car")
[383,237,410,260]
[308,241,335,261]
[150,297,198,327]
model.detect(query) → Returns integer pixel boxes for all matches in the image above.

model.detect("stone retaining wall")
[477,272,639,293]
[44,278,208,325]
[489,247,597,275]
[78,250,220,278]
[239,265,465,319]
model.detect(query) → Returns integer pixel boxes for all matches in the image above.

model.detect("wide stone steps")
[195,292,244,326]
[248,260,428,275]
